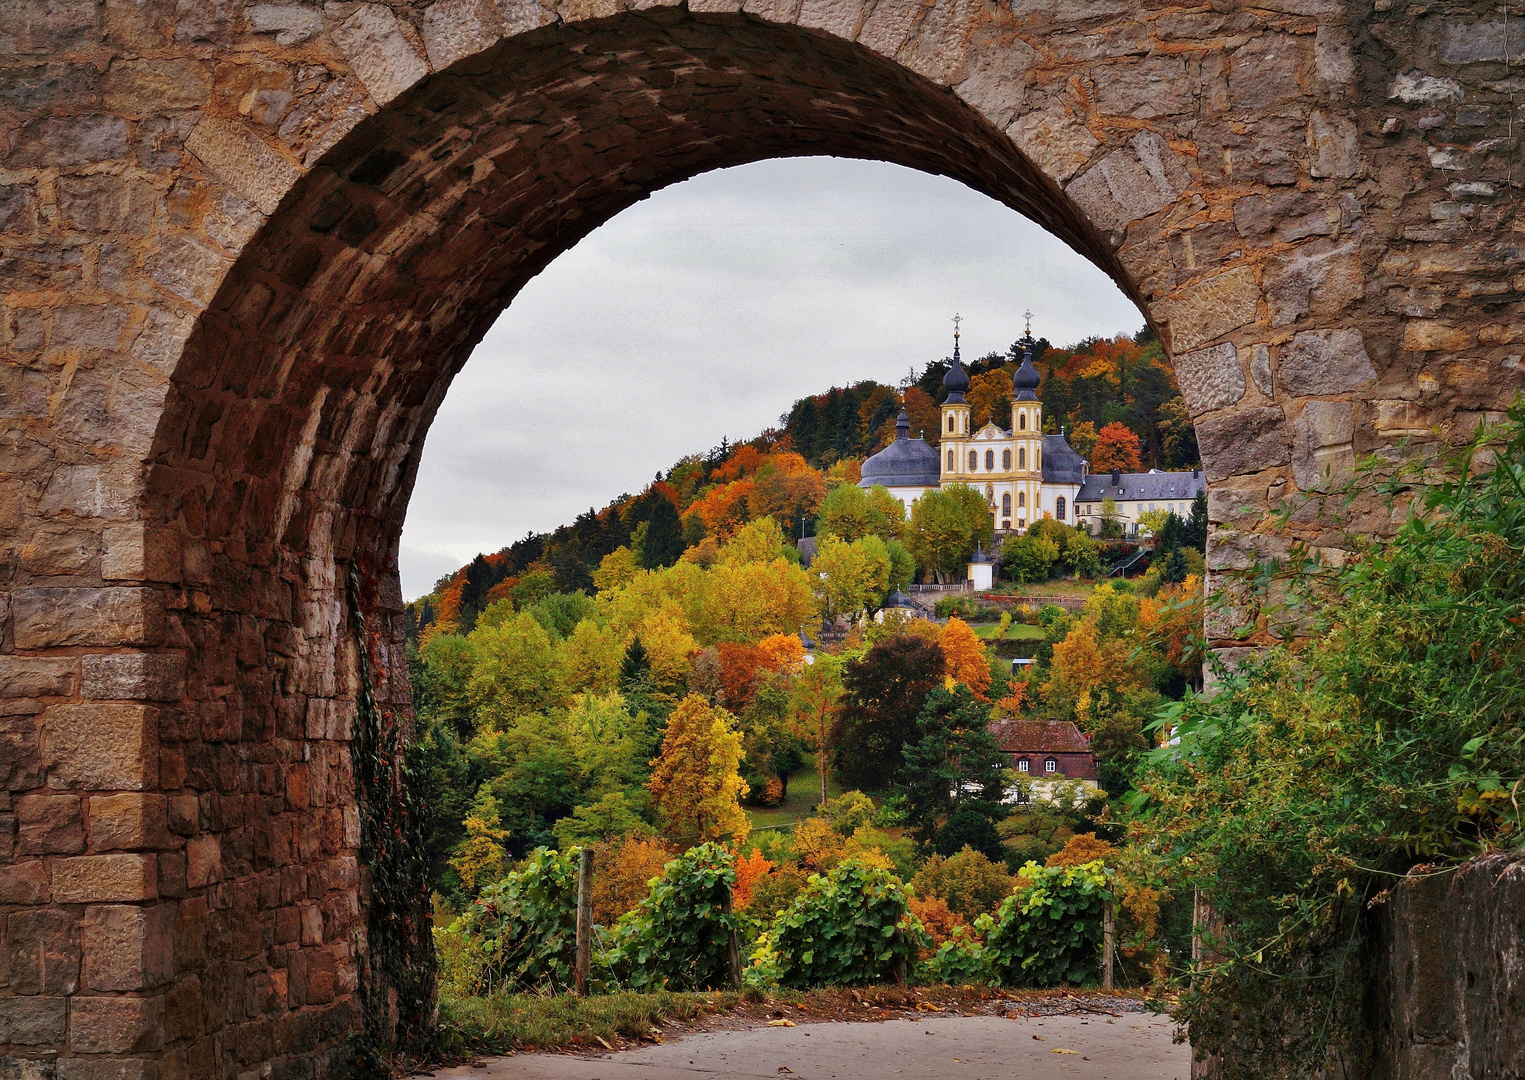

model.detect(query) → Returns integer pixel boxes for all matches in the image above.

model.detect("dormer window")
[1044,758,1057,773]
[1018,758,1030,772]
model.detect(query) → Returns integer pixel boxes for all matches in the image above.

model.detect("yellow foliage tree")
[940,616,992,699]
[449,790,512,894]
[593,546,641,593]
[791,816,847,872]
[564,618,625,695]
[467,610,567,726]
[647,695,750,841]
[693,558,819,644]
[636,603,700,695]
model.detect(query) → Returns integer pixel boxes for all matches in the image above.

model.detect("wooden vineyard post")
[575,846,594,995]
[1191,888,1203,988]
[723,882,743,990]
[1102,897,1115,991]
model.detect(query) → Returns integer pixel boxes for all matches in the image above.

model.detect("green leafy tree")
[907,484,992,582]
[899,685,1010,849]
[468,610,567,725]
[810,533,892,621]
[836,635,945,790]
[1002,533,1060,583]
[817,483,886,541]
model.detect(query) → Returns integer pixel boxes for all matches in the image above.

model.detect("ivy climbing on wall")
[347,564,439,1074]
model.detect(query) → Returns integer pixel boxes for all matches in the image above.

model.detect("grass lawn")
[970,622,1045,641]
[746,763,843,831]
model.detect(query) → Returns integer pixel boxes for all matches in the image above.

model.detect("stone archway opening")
[141,14,1161,1073]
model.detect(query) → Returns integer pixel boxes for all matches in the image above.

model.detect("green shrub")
[985,860,1111,987]
[453,847,581,995]
[918,922,994,985]
[764,858,927,988]
[606,842,741,992]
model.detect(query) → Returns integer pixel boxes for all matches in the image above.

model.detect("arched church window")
[968,450,977,470]
[1019,412,1026,430]
[1037,449,1042,470]
[985,449,994,470]
[947,415,954,432]
[947,449,955,471]
[1002,493,1011,515]
[1003,449,1012,469]
[1018,447,1026,469]
[1056,496,1066,521]
[1018,491,1025,508]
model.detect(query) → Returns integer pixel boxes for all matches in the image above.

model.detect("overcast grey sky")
[399,157,1143,599]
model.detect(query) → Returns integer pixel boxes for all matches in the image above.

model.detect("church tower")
[1010,315,1043,530]
[939,316,971,482]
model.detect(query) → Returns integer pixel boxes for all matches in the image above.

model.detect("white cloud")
[400,156,1142,598]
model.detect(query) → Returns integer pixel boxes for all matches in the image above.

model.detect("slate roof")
[859,418,942,489]
[1076,468,1206,504]
[990,719,1094,755]
[1040,434,1088,485]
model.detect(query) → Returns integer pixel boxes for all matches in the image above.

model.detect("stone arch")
[4,1,1524,1076]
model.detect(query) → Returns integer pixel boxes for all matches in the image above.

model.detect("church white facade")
[860,329,1090,535]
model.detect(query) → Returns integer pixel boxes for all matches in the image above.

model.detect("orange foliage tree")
[940,617,992,699]
[591,835,674,925]
[647,695,749,841]
[1090,422,1143,473]
[731,847,776,910]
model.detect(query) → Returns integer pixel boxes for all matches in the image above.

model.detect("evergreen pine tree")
[899,685,1009,850]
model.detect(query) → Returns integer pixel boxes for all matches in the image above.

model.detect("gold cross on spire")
[1023,309,1033,336]
[952,312,962,342]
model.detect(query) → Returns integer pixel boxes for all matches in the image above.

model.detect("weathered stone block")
[1066,130,1190,237]
[101,525,182,584]
[1249,343,1274,397]
[1437,20,1525,64]
[0,995,66,1045]
[82,903,175,990]
[167,796,199,837]
[69,995,164,1054]
[422,0,504,70]
[1278,329,1377,396]
[0,658,76,699]
[1006,111,1099,183]
[101,57,211,111]
[16,794,83,855]
[1197,406,1291,481]
[185,835,223,889]
[332,4,431,107]
[5,115,129,168]
[41,704,158,791]
[50,854,158,903]
[1265,241,1363,328]
[1403,320,1474,352]
[81,654,186,702]
[12,589,165,649]
[0,862,51,904]
[1155,265,1261,354]
[184,116,299,218]
[58,1059,158,1080]
[1292,400,1356,490]
[1308,112,1359,179]
[88,794,172,852]
[3,908,80,994]
[1173,342,1245,416]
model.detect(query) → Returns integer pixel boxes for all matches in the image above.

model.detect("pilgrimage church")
[860,319,1090,534]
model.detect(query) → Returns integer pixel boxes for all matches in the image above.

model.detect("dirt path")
[425,1013,1188,1080]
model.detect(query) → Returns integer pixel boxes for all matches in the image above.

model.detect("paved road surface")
[426,1013,1188,1080]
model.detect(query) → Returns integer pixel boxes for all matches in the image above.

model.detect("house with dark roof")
[1073,468,1206,538]
[989,717,1101,800]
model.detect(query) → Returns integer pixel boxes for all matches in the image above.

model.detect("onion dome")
[970,543,991,565]
[1012,339,1041,401]
[885,589,916,611]
[860,408,941,489]
[943,330,969,402]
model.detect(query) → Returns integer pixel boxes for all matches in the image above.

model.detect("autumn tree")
[810,533,892,622]
[1066,420,1098,462]
[468,610,568,726]
[906,484,993,583]
[647,694,749,841]
[1090,421,1144,473]
[788,653,844,807]
[901,387,941,446]
[940,616,992,699]
[836,635,945,789]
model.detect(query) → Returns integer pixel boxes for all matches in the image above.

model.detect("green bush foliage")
[1131,410,1525,1078]
[450,847,581,995]
[984,860,1111,987]
[762,859,928,988]
[606,843,741,992]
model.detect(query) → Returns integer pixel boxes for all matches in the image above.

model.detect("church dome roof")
[1012,341,1041,400]
[942,333,969,400]
[861,410,941,489]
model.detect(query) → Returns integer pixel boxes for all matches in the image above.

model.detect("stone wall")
[1368,853,1525,1080]
[2,0,1523,1076]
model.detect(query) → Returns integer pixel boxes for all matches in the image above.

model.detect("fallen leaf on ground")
[917,1002,943,1012]
[1052,1048,1079,1055]
[1032,1035,1044,1041]
[767,1020,797,1027]
[595,1036,613,1050]
[778,1068,795,1074]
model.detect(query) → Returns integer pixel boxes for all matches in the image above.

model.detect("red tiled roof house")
[989,718,1100,793]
